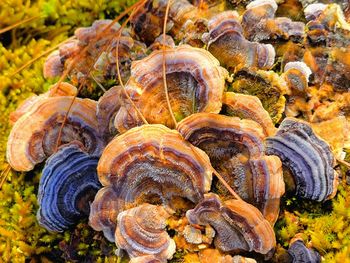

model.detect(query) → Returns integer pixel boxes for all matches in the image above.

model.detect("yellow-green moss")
[0,0,137,261]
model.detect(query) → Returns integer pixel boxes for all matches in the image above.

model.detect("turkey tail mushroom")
[115,204,176,261]
[178,113,284,224]
[37,144,101,232]
[266,117,338,201]
[7,96,105,171]
[241,0,305,42]
[222,92,276,136]
[114,45,228,132]
[89,124,213,240]
[186,193,276,258]
[203,11,275,71]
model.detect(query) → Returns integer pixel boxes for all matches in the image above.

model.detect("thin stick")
[213,169,242,200]
[0,15,42,35]
[10,36,75,77]
[54,0,147,148]
[337,158,350,169]
[115,0,149,125]
[162,0,178,128]
[50,0,147,88]
[54,82,85,152]
[90,73,107,92]
[0,164,11,189]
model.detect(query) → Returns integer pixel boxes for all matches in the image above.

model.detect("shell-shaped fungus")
[288,238,321,263]
[37,144,101,232]
[178,113,284,224]
[130,0,197,45]
[89,124,213,240]
[115,204,176,261]
[96,86,122,141]
[9,82,78,125]
[114,45,228,132]
[266,118,338,201]
[230,69,289,124]
[203,11,276,71]
[186,193,276,257]
[241,0,305,42]
[222,92,276,136]
[282,61,312,94]
[44,20,147,86]
[7,96,105,171]
[89,186,125,242]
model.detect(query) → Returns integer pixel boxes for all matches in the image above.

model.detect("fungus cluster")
[5,0,348,261]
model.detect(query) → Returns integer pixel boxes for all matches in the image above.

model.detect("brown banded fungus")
[241,0,305,42]
[222,92,276,136]
[203,11,276,71]
[89,124,213,240]
[7,96,105,171]
[44,20,147,87]
[96,86,122,141]
[186,193,276,257]
[115,204,176,261]
[114,45,228,132]
[178,113,284,224]
[266,118,338,201]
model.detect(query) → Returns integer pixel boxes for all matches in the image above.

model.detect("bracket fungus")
[115,204,176,261]
[288,237,321,263]
[203,11,276,71]
[230,69,289,124]
[89,124,213,240]
[222,92,276,136]
[44,19,147,86]
[241,0,305,42]
[7,95,105,171]
[130,0,198,45]
[282,61,312,94]
[96,86,123,141]
[266,118,338,201]
[114,45,228,132]
[186,193,276,257]
[37,144,101,232]
[178,113,284,224]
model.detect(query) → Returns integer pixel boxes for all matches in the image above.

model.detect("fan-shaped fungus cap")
[89,186,125,242]
[230,69,289,124]
[186,193,276,257]
[242,0,304,42]
[96,86,122,141]
[114,45,228,132]
[89,124,213,240]
[282,62,312,93]
[178,113,284,224]
[9,82,78,125]
[288,237,321,263]
[304,3,327,21]
[204,11,275,70]
[37,144,101,232]
[222,92,276,136]
[115,204,176,261]
[266,118,338,201]
[7,96,105,171]
[130,0,197,45]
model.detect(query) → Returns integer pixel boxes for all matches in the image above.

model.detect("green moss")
[0,0,135,261]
